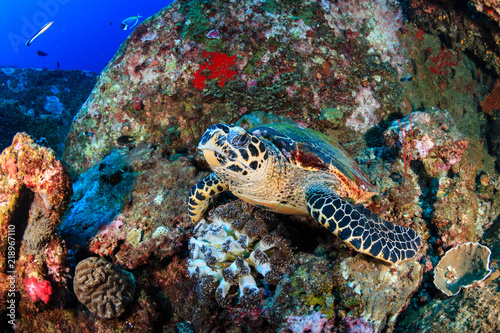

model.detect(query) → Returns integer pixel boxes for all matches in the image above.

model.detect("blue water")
[0,0,173,73]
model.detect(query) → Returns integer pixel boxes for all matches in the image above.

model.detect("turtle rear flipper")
[188,173,228,223]
[305,185,420,264]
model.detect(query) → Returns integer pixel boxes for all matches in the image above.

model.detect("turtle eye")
[229,132,250,148]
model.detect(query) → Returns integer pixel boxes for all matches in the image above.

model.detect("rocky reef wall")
[0,68,98,157]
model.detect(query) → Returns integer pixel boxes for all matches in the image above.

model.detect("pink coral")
[286,311,328,333]
[24,277,52,304]
[345,86,380,133]
[343,316,374,333]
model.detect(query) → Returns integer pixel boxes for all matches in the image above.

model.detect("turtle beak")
[198,128,227,167]
[198,131,222,151]
[201,149,223,167]
[198,130,213,150]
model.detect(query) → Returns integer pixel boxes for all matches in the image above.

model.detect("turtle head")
[198,124,270,183]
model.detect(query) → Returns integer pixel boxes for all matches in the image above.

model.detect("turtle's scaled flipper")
[188,172,229,223]
[305,184,420,264]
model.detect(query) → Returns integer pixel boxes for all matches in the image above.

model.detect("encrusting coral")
[188,200,291,310]
[434,242,492,296]
[0,132,72,310]
[480,80,500,115]
[73,257,136,319]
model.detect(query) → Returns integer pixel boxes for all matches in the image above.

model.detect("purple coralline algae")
[286,311,329,333]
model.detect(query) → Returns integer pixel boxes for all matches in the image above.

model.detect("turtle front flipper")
[188,173,229,223]
[305,185,420,264]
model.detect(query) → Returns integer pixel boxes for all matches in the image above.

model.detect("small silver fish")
[121,14,142,31]
[26,21,53,46]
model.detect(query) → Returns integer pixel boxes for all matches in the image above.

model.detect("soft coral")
[24,277,52,304]
[193,51,237,90]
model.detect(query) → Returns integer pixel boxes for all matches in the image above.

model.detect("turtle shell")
[252,123,377,200]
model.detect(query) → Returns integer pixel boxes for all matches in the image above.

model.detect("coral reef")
[433,242,492,296]
[405,0,500,76]
[0,133,71,313]
[3,0,496,331]
[73,257,136,319]
[384,107,479,248]
[265,240,422,332]
[396,222,500,332]
[397,23,494,173]
[188,200,292,310]
[384,108,468,178]
[59,143,196,269]
[0,68,98,156]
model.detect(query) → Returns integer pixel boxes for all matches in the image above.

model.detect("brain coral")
[188,200,292,310]
[73,257,136,318]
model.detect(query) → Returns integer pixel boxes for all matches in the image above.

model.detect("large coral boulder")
[64,0,411,174]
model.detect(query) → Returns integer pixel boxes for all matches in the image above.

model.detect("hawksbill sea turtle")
[188,123,420,264]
